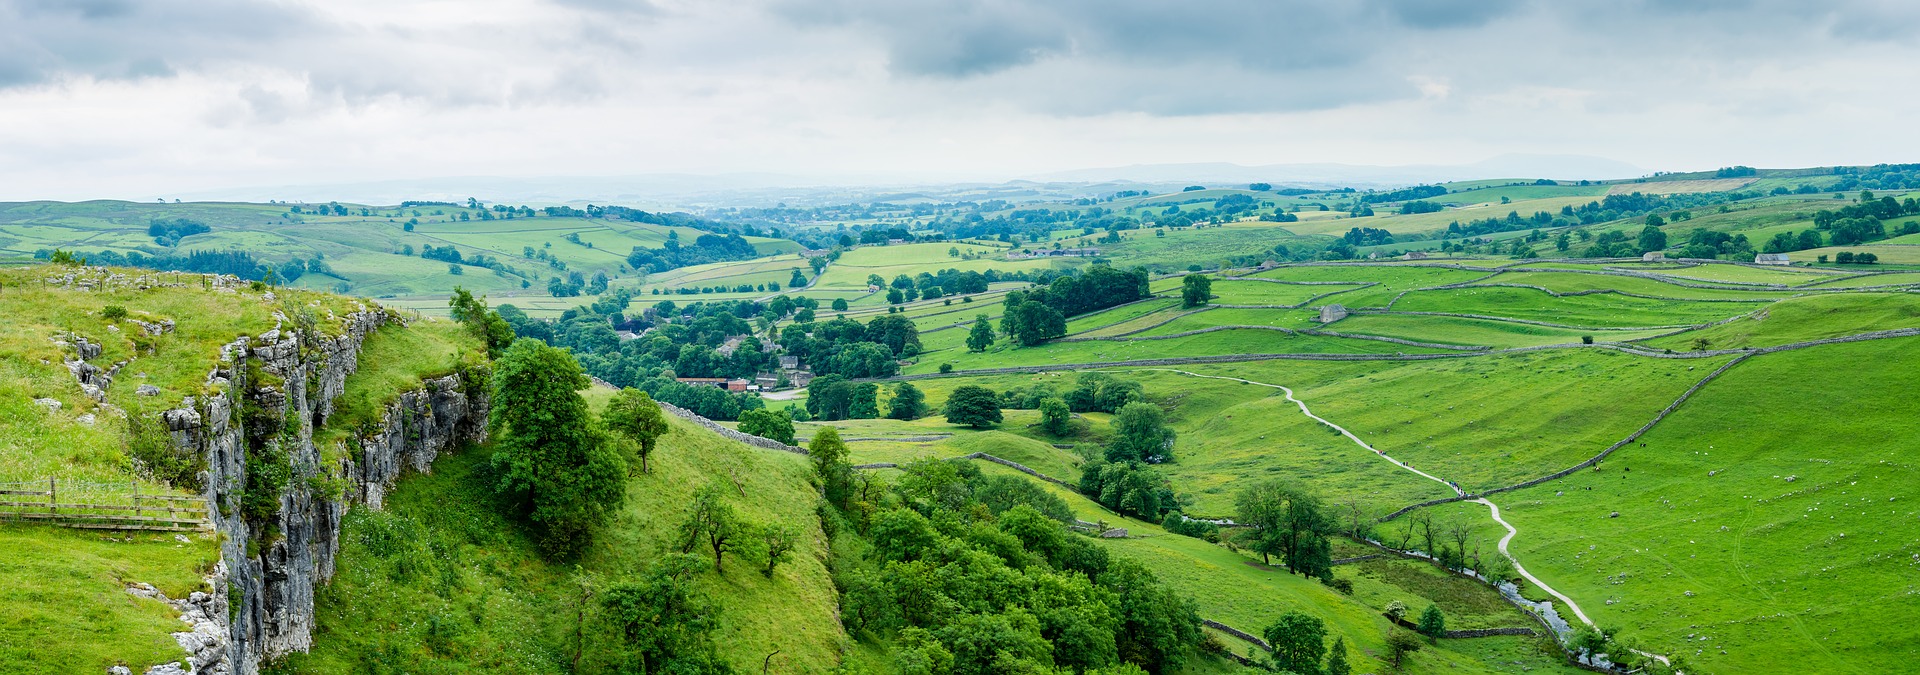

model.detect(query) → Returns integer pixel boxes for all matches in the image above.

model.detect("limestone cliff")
[161,310,488,674]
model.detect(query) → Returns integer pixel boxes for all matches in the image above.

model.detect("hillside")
[10,163,1920,675]
[824,252,1920,674]
[0,263,485,674]
[278,411,845,674]
[0,201,801,315]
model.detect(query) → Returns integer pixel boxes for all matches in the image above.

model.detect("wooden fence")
[0,479,209,532]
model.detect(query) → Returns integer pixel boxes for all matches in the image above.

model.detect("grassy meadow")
[282,414,845,674]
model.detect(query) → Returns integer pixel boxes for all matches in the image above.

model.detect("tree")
[888,382,927,420]
[677,482,739,571]
[1101,559,1204,673]
[1006,300,1067,346]
[790,269,807,288]
[1637,224,1667,254]
[1384,600,1409,623]
[737,408,796,445]
[1384,630,1422,668]
[1416,604,1445,642]
[448,286,514,358]
[603,388,671,473]
[598,554,731,674]
[1263,612,1327,675]
[1234,480,1332,577]
[1039,397,1071,436]
[1080,461,1174,521]
[848,382,880,419]
[965,314,995,352]
[1644,213,1666,227]
[809,427,853,507]
[1180,274,1211,308]
[490,339,627,558]
[886,288,904,304]
[1325,636,1350,675]
[1106,401,1174,463]
[943,385,1003,428]
[760,522,797,578]
[831,297,849,312]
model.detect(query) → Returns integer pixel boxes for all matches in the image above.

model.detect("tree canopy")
[490,339,628,558]
[602,388,671,473]
[942,385,1004,428]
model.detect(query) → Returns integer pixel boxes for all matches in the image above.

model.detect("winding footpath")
[1103,368,1605,633]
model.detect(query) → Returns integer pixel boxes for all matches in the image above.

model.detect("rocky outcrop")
[156,309,489,675]
[351,374,488,510]
[124,561,231,675]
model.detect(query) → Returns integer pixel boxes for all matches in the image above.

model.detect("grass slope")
[0,525,221,674]
[283,414,843,674]
[1485,337,1920,674]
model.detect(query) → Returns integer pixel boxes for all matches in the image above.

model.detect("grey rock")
[144,309,490,674]
[138,384,162,396]
[76,413,96,427]
[33,397,61,412]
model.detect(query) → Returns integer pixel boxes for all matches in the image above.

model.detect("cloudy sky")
[3,0,1918,200]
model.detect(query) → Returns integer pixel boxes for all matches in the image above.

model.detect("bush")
[939,363,954,374]
[101,305,128,321]
[125,408,203,490]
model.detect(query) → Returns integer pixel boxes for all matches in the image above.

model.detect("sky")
[3,0,1919,201]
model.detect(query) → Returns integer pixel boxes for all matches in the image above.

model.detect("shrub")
[101,305,128,321]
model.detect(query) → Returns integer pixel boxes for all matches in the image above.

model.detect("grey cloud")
[768,0,1920,116]
[0,0,324,87]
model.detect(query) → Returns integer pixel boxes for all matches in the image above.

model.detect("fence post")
[132,481,141,520]
[48,477,56,519]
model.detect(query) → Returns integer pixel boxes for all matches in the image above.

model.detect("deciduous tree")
[888,382,927,421]
[1263,611,1327,675]
[737,407,796,445]
[1039,397,1071,436]
[603,388,671,473]
[943,385,1003,428]
[809,427,853,507]
[490,339,627,559]
[1107,401,1174,463]
[1181,274,1212,308]
[966,314,995,352]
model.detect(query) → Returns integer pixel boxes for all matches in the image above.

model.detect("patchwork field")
[1483,338,1920,674]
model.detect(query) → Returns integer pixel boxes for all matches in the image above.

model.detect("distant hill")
[1018,154,1646,187]
[0,200,800,304]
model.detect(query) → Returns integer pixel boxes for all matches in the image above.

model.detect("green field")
[1483,338,1920,674]
[0,201,801,315]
